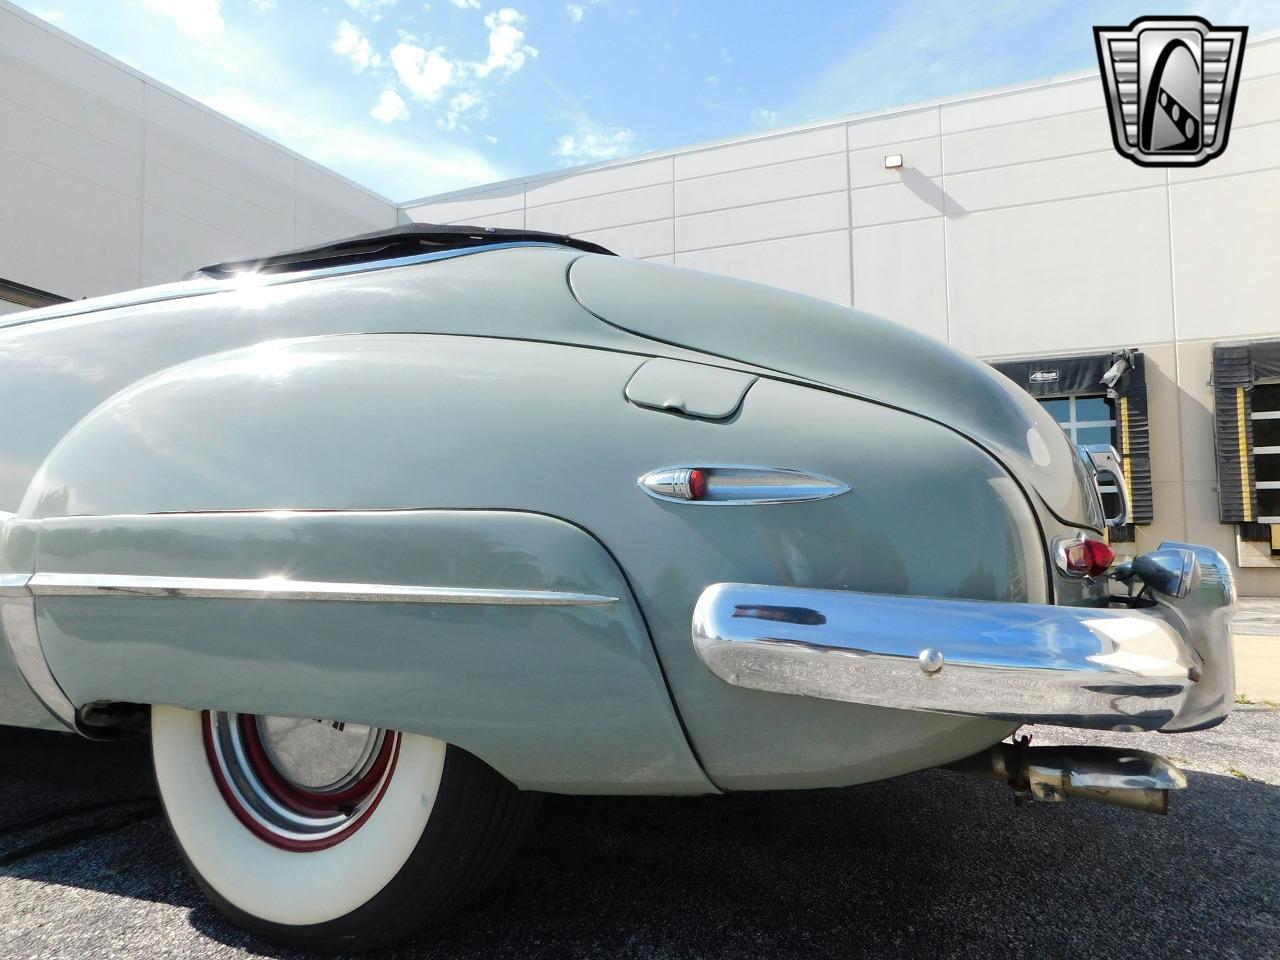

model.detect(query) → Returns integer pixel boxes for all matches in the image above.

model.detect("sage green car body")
[0,244,1103,794]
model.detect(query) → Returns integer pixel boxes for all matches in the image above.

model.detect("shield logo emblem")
[1094,16,1247,167]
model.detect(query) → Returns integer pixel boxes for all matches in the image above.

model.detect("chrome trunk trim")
[693,581,1210,732]
[26,573,618,606]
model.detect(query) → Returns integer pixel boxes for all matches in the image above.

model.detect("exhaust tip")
[947,739,1187,816]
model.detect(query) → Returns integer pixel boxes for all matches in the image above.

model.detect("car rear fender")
[11,332,1047,791]
[7,507,712,794]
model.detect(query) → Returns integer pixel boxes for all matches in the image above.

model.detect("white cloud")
[474,7,537,77]
[566,3,584,22]
[250,0,277,10]
[344,0,399,18]
[372,89,408,123]
[332,20,382,72]
[438,89,485,130]
[204,89,503,199]
[449,0,481,7]
[142,0,224,37]
[391,5,536,131]
[554,124,636,164]
[391,41,455,101]
[750,107,780,127]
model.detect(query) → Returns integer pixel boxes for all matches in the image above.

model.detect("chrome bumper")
[692,542,1235,733]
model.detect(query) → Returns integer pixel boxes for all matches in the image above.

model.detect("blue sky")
[15,0,1277,201]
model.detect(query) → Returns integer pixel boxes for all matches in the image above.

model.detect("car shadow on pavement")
[0,724,1277,960]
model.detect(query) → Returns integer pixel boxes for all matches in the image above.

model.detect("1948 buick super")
[0,225,1234,951]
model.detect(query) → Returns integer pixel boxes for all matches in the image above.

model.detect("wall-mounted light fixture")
[884,154,904,170]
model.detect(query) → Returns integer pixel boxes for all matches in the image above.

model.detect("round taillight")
[1083,538,1115,577]
[688,468,708,500]
[1059,536,1115,578]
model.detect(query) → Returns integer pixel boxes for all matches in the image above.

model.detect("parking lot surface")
[0,707,1276,959]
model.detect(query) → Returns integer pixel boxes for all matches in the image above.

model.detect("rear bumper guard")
[691,543,1235,734]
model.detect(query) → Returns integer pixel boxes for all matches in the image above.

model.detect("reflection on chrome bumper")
[692,543,1235,733]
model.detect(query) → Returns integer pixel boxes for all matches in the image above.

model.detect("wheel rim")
[202,711,401,851]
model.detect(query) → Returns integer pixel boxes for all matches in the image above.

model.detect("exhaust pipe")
[947,737,1188,815]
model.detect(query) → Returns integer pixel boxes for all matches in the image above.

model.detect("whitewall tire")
[151,705,539,952]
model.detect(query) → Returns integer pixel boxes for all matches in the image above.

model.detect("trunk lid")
[569,254,1102,532]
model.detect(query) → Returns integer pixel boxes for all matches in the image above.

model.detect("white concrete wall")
[403,32,1280,592]
[405,32,1280,354]
[0,2,398,301]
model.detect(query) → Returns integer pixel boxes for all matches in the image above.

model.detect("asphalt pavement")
[0,708,1276,960]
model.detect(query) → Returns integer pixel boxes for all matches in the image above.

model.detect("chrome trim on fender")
[693,582,1203,732]
[0,575,76,729]
[0,573,31,596]
[27,572,618,606]
[638,465,849,505]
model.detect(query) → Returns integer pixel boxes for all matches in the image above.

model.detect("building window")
[1039,394,1122,518]
[1251,382,1280,522]
[1038,395,1116,446]
[989,350,1151,539]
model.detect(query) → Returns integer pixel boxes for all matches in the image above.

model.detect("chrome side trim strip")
[639,464,850,505]
[0,576,76,729]
[27,573,618,606]
[0,573,31,596]
[693,582,1199,732]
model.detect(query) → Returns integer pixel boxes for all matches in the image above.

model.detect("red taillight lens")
[688,468,708,499]
[1083,539,1115,576]
[1061,538,1114,577]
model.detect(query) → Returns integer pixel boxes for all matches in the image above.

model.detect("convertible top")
[192,223,617,279]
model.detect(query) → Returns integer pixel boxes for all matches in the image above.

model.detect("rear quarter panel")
[18,334,1038,790]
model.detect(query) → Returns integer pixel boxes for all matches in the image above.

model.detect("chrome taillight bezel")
[1054,533,1116,579]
